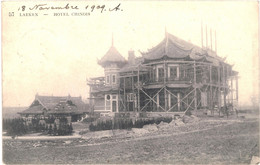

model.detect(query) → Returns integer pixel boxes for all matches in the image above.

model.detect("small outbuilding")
[18,94,90,124]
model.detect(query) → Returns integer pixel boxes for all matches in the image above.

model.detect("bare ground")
[3,117,259,164]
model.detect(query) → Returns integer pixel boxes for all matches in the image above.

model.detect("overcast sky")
[2,1,258,107]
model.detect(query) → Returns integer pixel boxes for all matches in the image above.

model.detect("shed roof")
[19,95,89,115]
[19,104,45,115]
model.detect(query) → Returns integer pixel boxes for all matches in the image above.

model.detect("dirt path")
[2,132,82,140]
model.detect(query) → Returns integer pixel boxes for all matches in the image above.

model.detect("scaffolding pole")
[223,65,227,108]
[164,60,167,111]
[210,65,213,114]
[218,66,221,116]
[124,77,126,111]
[194,61,197,115]
[236,76,238,101]
[137,65,140,111]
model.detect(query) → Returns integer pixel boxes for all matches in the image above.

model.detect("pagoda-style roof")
[141,33,193,61]
[98,46,127,67]
[19,95,90,115]
[119,35,227,73]
[141,32,227,64]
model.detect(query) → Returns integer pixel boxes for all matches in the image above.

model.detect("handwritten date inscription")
[18,3,122,13]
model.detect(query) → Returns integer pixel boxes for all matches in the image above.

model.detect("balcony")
[146,76,193,85]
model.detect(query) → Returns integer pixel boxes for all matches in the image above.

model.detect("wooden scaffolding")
[118,59,238,114]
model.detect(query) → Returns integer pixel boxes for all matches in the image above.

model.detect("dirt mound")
[169,120,176,126]
[250,156,260,165]
[132,128,150,134]
[142,124,158,132]
[183,115,200,124]
[190,115,200,121]
[132,124,159,135]
[157,121,169,129]
[174,119,185,126]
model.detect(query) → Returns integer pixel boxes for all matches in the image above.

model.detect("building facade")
[88,32,238,116]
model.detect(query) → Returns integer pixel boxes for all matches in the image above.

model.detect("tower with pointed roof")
[98,36,126,87]
[88,36,127,114]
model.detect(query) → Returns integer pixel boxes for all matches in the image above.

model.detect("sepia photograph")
[2,1,259,164]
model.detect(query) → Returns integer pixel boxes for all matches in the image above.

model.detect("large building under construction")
[87,31,238,116]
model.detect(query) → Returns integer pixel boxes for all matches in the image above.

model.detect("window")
[170,67,177,78]
[112,74,116,84]
[168,65,179,80]
[152,66,156,81]
[179,66,186,80]
[106,95,111,100]
[158,68,164,81]
[106,95,111,110]
[106,75,110,84]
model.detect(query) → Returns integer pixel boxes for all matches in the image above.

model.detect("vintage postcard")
[2,1,259,164]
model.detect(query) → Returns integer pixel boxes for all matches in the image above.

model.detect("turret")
[98,35,126,86]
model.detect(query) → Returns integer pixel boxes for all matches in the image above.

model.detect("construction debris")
[183,115,200,124]
[174,119,185,126]
[250,156,260,165]
[157,121,170,129]
[142,124,158,132]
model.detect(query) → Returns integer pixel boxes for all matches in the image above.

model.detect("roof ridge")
[37,95,81,98]
[168,38,192,51]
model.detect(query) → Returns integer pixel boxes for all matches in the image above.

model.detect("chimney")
[128,50,135,65]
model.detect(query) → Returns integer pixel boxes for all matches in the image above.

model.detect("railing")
[118,75,226,89]
[88,77,106,90]
[146,76,193,84]
[94,106,111,111]
[91,84,106,91]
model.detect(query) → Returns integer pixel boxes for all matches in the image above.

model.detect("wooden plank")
[140,87,164,111]
[140,88,165,111]
[167,88,195,112]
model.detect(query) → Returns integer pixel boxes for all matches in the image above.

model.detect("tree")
[6,118,27,136]
[69,123,73,134]
[48,125,53,135]
[53,123,57,135]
